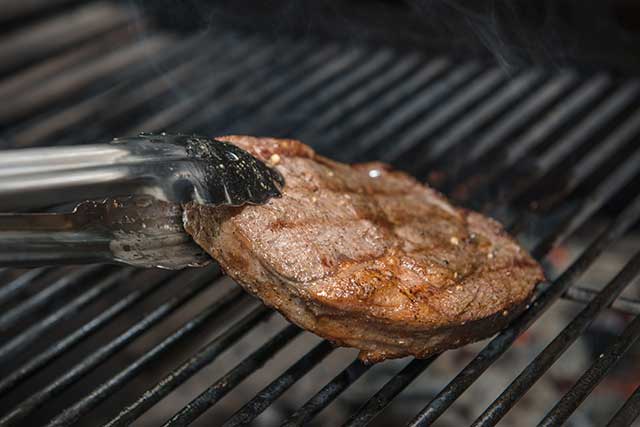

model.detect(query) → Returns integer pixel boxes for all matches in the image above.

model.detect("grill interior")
[2,2,640,426]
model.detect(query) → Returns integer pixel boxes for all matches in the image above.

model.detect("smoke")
[404,0,565,72]
[124,0,215,105]
[126,1,631,75]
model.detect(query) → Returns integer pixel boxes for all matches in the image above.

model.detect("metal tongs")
[0,133,284,269]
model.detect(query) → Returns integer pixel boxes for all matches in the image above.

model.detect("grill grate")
[2,1,640,426]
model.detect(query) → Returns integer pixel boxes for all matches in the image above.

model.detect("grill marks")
[183,136,544,362]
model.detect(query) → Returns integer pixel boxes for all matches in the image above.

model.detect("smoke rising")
[404,0,565,72]
[131,1,637,74]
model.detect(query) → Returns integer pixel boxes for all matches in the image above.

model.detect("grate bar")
[343,357,436,427]
[281,359,371,427]
[0,2,133,75]
[433,73,577,190]
[446,73,609,195]
[265,48,370,114]
[0,0,80,24]
[407,191,640,426]
[505,119,640,239]
[523,106,640,219]
[607,384,640,427]
[215,44,356,134]
[124,37,277,134]
[218,40,335,110]
[0,266,52,307]
[0,35,170,126]
[320,58,450,148]
[287,55,420,140]
[262,50,401,138]
[150,42,333,134]
[280,53,413,138]
[0,268,133,366]
[32,34,249,146]
[97,43,223,124]
[163,325,302,427]
[340,62,482,159]
[344,63,484,162]
[530,142,640,259]
[187,48,346,136]
[472,250,640,426]
[409,69,545,169]
[301,53,423,137]
[28,36,252,148]
[103,305,273,427]
[223,340,334,427]
[497,75,611,165]
[0,271,175,399]
[540,311,640,427]
[0,264,110,332]
[507,83,640,206]
[9,34,229,147]
[567,107,640,186]
[378,67,506,162]
[290,49,397,117]
[0,29,129,103]
[0,267,218,426]
[537,82,640,167]
[10,90,118,148]
[562,284,640,315]
[46,286,246,427]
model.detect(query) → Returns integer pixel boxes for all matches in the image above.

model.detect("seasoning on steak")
[183,136,544,363]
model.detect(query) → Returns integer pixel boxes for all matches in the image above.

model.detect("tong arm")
[0,133,284,268]
[0,133,284,211]
[0,196,211,269]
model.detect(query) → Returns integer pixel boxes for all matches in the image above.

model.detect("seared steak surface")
[183,136,544,362]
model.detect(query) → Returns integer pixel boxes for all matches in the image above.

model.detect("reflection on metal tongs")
[0,133,284,269]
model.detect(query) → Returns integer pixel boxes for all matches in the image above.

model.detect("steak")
[183,136,544,363]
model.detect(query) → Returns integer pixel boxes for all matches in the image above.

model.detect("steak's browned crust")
[183,136,544,363]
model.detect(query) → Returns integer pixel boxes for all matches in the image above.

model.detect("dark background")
[137,0,640,75]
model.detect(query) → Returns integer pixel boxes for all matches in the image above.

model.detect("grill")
[2,2,640,426]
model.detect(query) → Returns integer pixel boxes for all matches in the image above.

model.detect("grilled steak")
[183,136,544,363]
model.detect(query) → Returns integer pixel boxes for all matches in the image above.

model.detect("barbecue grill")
[2,1,640,426]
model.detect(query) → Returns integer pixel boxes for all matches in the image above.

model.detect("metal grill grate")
[2,2,640,426]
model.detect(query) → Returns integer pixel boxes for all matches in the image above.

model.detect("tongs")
[0,133,284,269]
